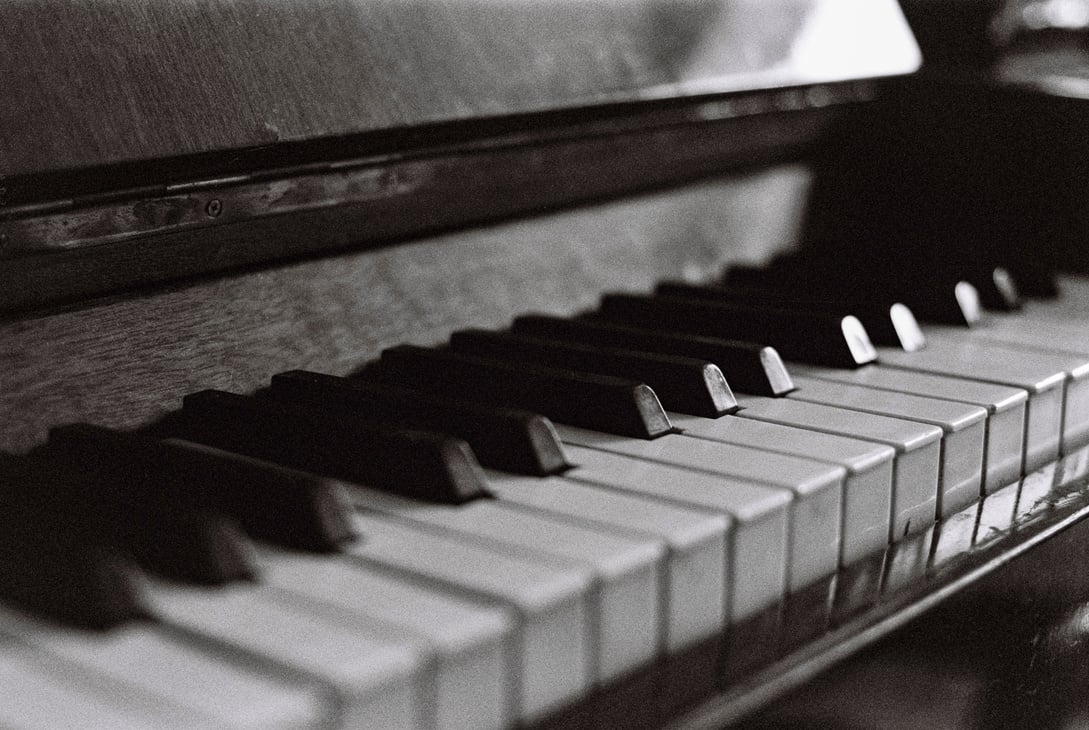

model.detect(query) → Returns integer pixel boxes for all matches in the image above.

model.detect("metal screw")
[205,198,223,218]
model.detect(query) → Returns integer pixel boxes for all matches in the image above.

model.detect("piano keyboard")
[7,275,1089,730]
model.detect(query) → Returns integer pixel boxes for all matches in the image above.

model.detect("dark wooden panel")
[0,0,919,180]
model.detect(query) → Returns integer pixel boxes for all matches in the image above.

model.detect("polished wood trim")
[0,98,850,314]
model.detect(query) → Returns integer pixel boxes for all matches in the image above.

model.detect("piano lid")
[0,0,920,181]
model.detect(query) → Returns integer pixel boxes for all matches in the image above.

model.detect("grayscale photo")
[2,0,1089,727]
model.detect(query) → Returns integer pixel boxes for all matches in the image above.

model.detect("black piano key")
[3,452,256,586]
[270,370,569,477]
[800,250,984,325]
[972,265,1022,312]
[597,293,877,369]
[863,254,1018,315]
[1006,260,1059,299]
[180,389,488,504]
[47,424,356,552]
[0,508,145,629]
[448,328,737,418]
[894,278,983,327]
[721,252,840,294]
[722,259,982,327]
[0,459,147,628]
[118,510,257,586]
[721,263,782,290]
[375,344,673,439]
[1006,263,1058,300]
[512,313,795,397]
[655,281,926,352]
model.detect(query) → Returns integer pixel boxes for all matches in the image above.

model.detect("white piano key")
[961,314,1089,344]
[735,394,942,541]
[345,511,593,722]
[0,607,329,730]
[558,442,790,622]
[1012,461,1059,527]
[962,311,1089,345]
[1054,443,1089,489]
[345,485,663,685]
[794,363,1027,494]
[974,481,1020,549]
[787,375,986,518]
[882,528,934,593]
[929,500,979,571]
[145,580,430,730]
[556,425,843,594]
[0,643,216,730]
[1025,275,1089,317]
[930,320,1089,455]
[486,470,729,653]
[878,339,1070,471]
[257,550,515,730]
[669,412,893,565]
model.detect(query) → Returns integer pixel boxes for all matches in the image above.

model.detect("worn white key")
[259,550,516,730]
[670,412,893,564]
[146,579,430,730]
[795,363,1027,494]
[1054,444,1089,493]
[974,481,1020,549]
[0,642,216,730]
[558,442,790,622]
[967,313,1089,344]
[486,470,728,654]
[787,375,986,518]
[882,528,934,593]
[1012,461,1059,527]
[346,511,593,722]
[556,425,843,593]
[735,394,942,540]
[878,339,1070,471]
[346,485,663,685]
[0,607,328,730]
[929,500,979,570]
[930,320,1089,455]
[967,311,1089,345]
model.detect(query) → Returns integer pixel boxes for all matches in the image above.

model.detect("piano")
[4,0,1089,727]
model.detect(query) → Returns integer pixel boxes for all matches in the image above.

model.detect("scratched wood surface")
[0,165,809,452]
[0,0,918,180]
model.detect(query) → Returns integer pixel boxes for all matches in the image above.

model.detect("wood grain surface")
[0,165,810,452]
[0,0,918,178]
